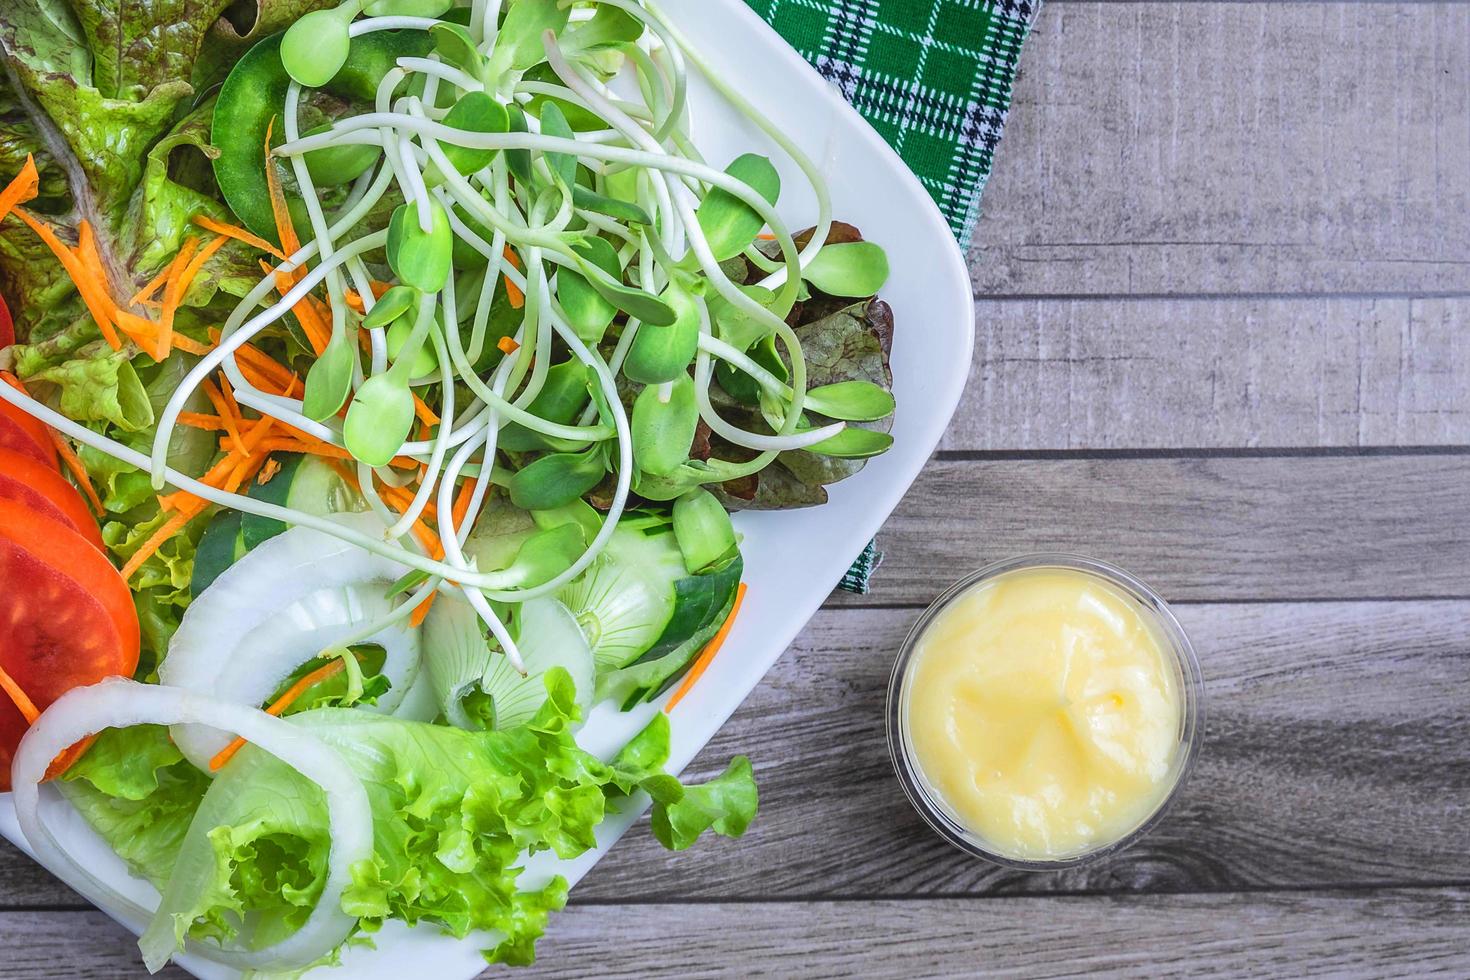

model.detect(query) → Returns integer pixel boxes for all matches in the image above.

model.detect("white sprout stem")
[398,56,482,92]
[151,230,390,487]
[385,322,455,538]
[692,298,842,452]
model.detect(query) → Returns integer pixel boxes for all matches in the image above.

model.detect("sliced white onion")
[161,514,418,770]
[11,678,372,973]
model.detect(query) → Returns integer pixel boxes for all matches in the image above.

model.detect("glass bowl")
[885,553,1204,870]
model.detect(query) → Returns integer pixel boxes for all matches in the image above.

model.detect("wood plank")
[518,891,1470,978]
[12,890,1470,978]
[531,890,1469,978]
[848,455,1470,605]
[577,601,1470,899]
[970,3,1470,296]
[946,296,1470,450]
[0,911,188,978]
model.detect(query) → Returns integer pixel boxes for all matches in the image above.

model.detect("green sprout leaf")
[803,380,895,422]
[439,92,509,175]
[508,448,608,511]
[802,242,890,297]
[803,426,894,460]
[280,7,353,88]
[302,331,357,421]
[695,154,781,262]
[343,373,417,467]
[362,285,419,331]
[623,283,699,385]
[387,199,453,292]
[556,236,621,345]
[672,488,738,574]
[632,376,699,477]
[538,101,578,188]
[429,21,484,76]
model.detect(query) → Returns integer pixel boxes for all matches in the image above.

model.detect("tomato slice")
[0,291,12,349]
[0,396,56,468]
[0,500,138,789]
[0,447,103,549]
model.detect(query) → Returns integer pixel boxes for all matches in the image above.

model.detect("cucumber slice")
[594,556,743,709]
[240,454,304,549]
[190,510,245,598]
[240,454,364,548]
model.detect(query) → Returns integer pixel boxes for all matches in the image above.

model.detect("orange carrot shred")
[263,117,300,259]
[0,661,40,725]
[15,210,122,350]
[157,234,227,360]
[664,583,747,713]
[258,458,283,485]
[154,236,201,360]
[497,336,520,355]
[451,476,478,528]
[503,246,524,308]
[120,506,201,582]
[193,214,286,260]
[73,221,124,350]
[128,262,174,307]
[201,379,246,456]
[0,156,39,224]
[413,394,440,428]
[210,656,349,770]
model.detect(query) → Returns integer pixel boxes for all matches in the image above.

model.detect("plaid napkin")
[745,0,1041,591]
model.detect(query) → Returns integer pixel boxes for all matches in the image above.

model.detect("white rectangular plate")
[0,0,974,975]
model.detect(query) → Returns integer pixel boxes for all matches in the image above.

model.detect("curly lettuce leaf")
[60,672,760,971]
[58,725,210,891]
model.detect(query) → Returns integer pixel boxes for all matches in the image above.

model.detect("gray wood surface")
[7,0,1469,977]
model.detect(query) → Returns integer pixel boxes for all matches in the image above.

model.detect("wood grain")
[515,890,1470,979]
[949,296,1470,450]
[971,3,1470,296]
[0,912,189,979]
[847,454,1470,605]
[9,889,1469,979]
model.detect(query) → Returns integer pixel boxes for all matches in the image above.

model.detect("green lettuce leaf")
[58,725,211,890]
[55,672,760,970]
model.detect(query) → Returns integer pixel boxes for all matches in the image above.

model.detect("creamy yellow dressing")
[903,568,1183,861]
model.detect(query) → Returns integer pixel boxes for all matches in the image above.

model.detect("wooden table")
[6,3,1468,976]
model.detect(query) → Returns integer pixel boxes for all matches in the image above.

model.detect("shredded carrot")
[14,210,121,350]
[344,280,393,313]
[0,661,40,725]
[497,336,520,355]
[128,262,174,307]
[451,476,478,528]
[193,214,286,260]
[258,457,283,485]
[72,221,124,351]
[414,393,440,427]
[120,506,201,582]
[664,583,747,713]
[263,118,300,259]
[756,232,777,241]
[171,333,213,356]
[0,155,38,224]
[1,372,103,514]
[201,379,246,455]
[210,656,348,771]
[157,235,227,360]
[503,246,525,308]
[153,235,201,360]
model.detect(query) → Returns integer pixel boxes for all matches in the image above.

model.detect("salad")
[0,0,896,973]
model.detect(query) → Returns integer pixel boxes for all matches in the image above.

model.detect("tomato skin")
[0,447,103,549]
[0,396,55,466]
[0,292,12,349]
[0,501,138,790]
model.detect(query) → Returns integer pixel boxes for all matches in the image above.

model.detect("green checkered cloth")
[746,0,1039,249]
[746,0,1040,592]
